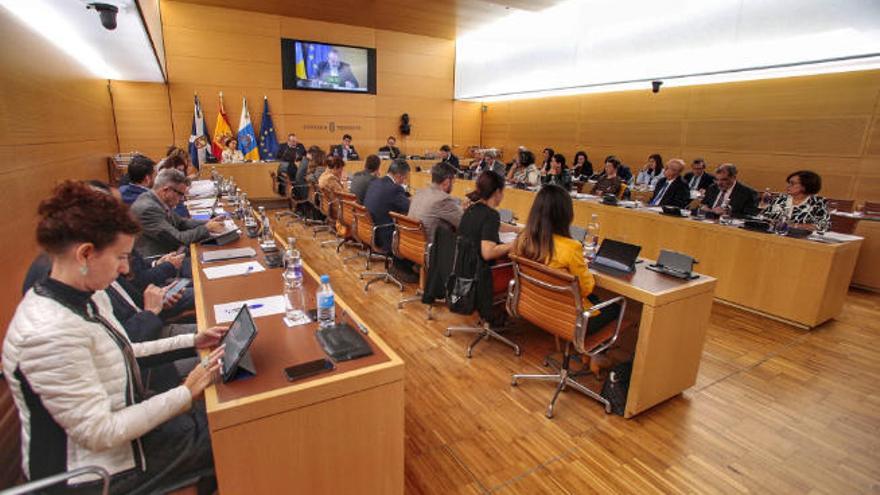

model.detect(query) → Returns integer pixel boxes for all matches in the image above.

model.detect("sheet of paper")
[188,180,216,198]
[210,219,240,238]
[812,231,863,242]
[203,261,265,280]
[214,295,286,323]
[185,198,216,209]
[499,231,518,244]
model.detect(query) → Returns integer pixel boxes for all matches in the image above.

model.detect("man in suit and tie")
[277,133,306,164]
[649,159,691,208]
[316,48,360,89]
[684,158,714,193]
[130,169,226,256]
[473,150,506,178]
[363,159,417,282]
[439,144,460,169]
[378,136,401,159]
[330,134,360,161]
[408,162,464,244]
[701,163,759,218]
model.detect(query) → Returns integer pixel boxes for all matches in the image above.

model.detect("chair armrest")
[373,222,395,233]
[4,466,111,495]
[492,261,514,270]
[585,295,625,313]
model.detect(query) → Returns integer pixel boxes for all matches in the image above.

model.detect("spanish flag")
[211,92,233,161]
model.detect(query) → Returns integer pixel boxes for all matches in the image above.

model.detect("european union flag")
[259,97,279,160]
[305,42,332,80]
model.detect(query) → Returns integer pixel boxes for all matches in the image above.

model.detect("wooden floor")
[278,218,880,494]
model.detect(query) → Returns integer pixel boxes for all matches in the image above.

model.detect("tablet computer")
[590,238,641,275]
[220,305,259,382]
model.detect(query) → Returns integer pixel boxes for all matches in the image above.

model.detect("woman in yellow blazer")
[513,184,621,335]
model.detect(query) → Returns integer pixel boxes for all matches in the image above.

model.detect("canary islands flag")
[211,92,233,161]
[259,97,279,160]
[237,97,260,161]
[188,95,210,170]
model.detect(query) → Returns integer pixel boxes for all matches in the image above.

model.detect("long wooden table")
[212,161,281,199]
[409,172,862,329]
[191,217,404,494]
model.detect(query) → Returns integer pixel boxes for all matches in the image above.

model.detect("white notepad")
[203,261,265,280]
[214,295,286,323]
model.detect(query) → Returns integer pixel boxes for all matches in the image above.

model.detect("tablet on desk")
[220,305,259,382]
[589,238,641,275]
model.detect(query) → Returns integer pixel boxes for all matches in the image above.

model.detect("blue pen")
[248,304,264,310]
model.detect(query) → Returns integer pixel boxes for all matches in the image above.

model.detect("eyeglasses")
[169,187,187,197]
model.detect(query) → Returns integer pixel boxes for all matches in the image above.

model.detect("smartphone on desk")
[284,358,335,382]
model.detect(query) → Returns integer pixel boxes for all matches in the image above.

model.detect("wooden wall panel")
[110,81,173,159]
[481,70,880,203]
[157,1,472,159]
[0,9,117,488]
[452,100,482,151]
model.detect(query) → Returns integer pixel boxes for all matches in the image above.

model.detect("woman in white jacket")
[3,181,226,494]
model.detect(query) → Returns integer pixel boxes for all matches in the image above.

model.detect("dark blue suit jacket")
[363,176,410,252]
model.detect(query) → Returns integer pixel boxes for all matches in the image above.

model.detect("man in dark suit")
[439,144,460,169]
[316,48,360,89]
[684,158,714,193]
[378,136,401,159]
[649,159,691,208]
[130,169,226,256]
[330,134,360,161]
[364,159,411,252]
[277,133,306,164]
[701,163,758,217]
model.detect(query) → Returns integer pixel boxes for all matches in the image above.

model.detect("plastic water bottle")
[316,275,335,328]
[585,214,600,260]
[258,206,273,244]
[283,238,305,322]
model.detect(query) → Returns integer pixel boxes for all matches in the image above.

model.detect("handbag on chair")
[445,235,481,315]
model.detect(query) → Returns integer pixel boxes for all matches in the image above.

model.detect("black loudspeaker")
[399,113,411,136]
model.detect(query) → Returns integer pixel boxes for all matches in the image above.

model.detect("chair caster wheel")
[545,407,554,419]
[511,378,518,386]
[444,330,451,337]
[514,348,522,357]
[543,360,549,367]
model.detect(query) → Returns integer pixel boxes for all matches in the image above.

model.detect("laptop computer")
[589,239,641,275]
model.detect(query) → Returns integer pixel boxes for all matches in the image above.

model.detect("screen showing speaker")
[281,39,376,94]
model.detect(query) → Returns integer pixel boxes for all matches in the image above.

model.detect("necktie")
[713,188,728,208]
[690,175,698,190]
[652,182,670,206]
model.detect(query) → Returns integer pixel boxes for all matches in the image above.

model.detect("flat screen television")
[281,38,376,94]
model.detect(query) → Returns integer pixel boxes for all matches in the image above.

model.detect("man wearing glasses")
[131,168,226,256]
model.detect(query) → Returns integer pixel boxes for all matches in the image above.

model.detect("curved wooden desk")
[409,172,862,328]
[191,218,404,494]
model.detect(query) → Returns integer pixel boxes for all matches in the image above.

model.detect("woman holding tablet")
[3,181,226,494]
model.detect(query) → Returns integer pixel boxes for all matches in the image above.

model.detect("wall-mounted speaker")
[399,113,411,135]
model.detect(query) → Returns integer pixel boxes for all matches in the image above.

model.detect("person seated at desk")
[572,151,593,180]
[701,163,758,218]
[539,148,555,174]
[164,146,199,180]
[439,144,460,169]
[634,154,663,187]
[458,171,518,264]
[330,133,360,161]
[759,170,830,231]
[364,159,417,282]
[221,137,245,163]
[378,136,401,159]
[541,153,572,190]
[277,133,306,164]
[467,149,484,172]
[513,184,621,330]
[507,150,539,186]
[590,157,625,197]
[131,169,226,257]
[473,150,506,178]
[119,154,156,205]
[350,154,381,204]
[685,158,714,193]
[3,181,226,494]
[318,157,348,235]
[158,153,195,218]
[409,162,464,244]
[648,159,691,208]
